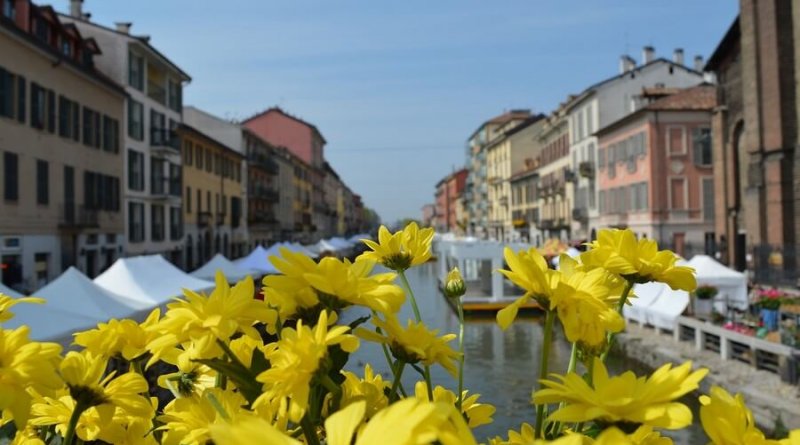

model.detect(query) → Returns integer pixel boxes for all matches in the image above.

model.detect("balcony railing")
[572,207,588,222]
[147,80,166,105]
[197,211,212,228]
[151,128,180,153]
[152,178,180,199]
[249,210,278,226]
[216,212,226,226]
[249,184,279,203]
[59,204,99,229]
[248,155,279,175]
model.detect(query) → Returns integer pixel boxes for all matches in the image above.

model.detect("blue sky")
[76,1,738,224]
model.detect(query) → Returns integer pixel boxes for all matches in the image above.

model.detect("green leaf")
[194,358,263,406]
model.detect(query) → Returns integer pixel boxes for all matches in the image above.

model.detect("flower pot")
[760,308,779,331]
[694,298,713,318]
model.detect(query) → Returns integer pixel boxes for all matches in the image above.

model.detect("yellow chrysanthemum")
[0,294,44,323]
[489,425,670,445]
[534,358,707,429]
[8,424,46,445]
[781,431,800,445]
[360,223,434,271]
[551,265,624,347]
[0,327,62,427]
[263,247,324,321]
[324,399,478,445]
[303,256,406,314]
[59,350,152,421]
[356,314,460,376]
[444,267,467,299]
[496,246,560,330]
[147,272,276,367]
[414,381,495,428]
[256,310,359,422]
[74,308,160,361]
[699,385,782,445]
[210,414,300,445]
[156,347,217,398]
[581,229,696,291]
[159,388,248,445]
[337,364,390,419]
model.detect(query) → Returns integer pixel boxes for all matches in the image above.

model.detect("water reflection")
[343,264,702,443]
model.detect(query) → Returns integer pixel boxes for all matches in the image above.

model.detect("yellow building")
[292,157,313,243]
[178,124,245,269]
[535,102,573,243]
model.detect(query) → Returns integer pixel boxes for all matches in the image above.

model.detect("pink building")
[243,107,325,168]
[433,169,468,232]
[595,85,716,257]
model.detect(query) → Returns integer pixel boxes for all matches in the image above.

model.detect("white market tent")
[288,242,318,258]
[644,287,690,331]
[328,237,355,250]
[310,239,344,255]
[624,281,668,325]
[233,245,279,274]
[348,233,371,243]
[191,253,260,283]
[0,282,22,298]
[6,298,100,345]
[551,247,581,268]
[94,255,214,307]
[687,255,748,311]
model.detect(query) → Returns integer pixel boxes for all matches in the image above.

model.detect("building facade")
[0,0,126,291]
[243,130,280,247]
[567,51,705,242]
[536,103,573,242]
[433,169,467,233]
[178,124,245,269]
[595,85,716,258]
[62,6,191,266]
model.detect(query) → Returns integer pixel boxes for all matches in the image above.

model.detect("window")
[58,96,74,139]
[127,149,145,191]
[128,51,144,91]
[169,163,181,196]
[670,177,687,210]
[702,177,715,221]
[167,79,181,112]
[16,75,24,123]
[205,150,212,172]
[102,115,119,152]
[34,16,48,42]
[195,145,203,169]
[196,189,201,213]
[36,160,48,205]
[82,106,100,148]
[3,0,16,20]
[0,68,15,119]
[127,99,143,140]
[30,82,46,129]
[170,207,182,240]
[4,151,18,201]
[693,127,712,166]
[667,126,685,155]
[151,157,165,194]
[128,202,145,243]
[185,186,192,213]
[60,38,71,57]
[151,204,165,241]
[184,140,193,166]
[150,109,165,144]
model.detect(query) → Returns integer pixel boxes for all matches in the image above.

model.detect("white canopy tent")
[233,245,279,274]
[550,247,581,268]
[687,255,748,311]
[310,239,344,255]
[6,298,100,345]
[644,288,690,331]
[191,253,260,283]
[328,237,354,250]
[94,255,214,307]
[347,233,371,243]
[0,282,22,298]
[624,282,668,325]
[288,242,318,258]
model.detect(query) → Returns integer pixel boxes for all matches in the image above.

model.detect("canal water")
[342,263,706,443]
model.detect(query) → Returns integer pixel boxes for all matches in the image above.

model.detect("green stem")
[600,281,634,362]
[62,401,89,445]
[552,343,579,436]
[389,361,406,402]
[320,374,341,398]
[422,365,434,401]
[371,310,406,396]
[456,300,466,411]
[300,414,321,445]
[534,310,556,439]
[398,271,423,323]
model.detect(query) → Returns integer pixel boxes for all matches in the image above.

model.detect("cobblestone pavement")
[616,323,800,430]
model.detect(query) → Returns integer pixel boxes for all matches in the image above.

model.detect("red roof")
[644,84,716,111]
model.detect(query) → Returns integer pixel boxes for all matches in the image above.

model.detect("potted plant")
[693,285,718,319]
[754,288,784,331]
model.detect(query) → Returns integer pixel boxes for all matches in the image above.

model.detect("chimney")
[694,55,705,72]
[642,46,655,64]
[115,22,132,34]
[673,48,684,66]
[619,55,636,74]
[69,0,83,18]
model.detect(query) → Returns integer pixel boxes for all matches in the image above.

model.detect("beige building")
[0,1,126,291]
[536,101,574,242]
[178,124,245,269]
[485,116,545,241]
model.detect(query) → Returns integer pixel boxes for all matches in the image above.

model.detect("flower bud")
[444,267,466,299]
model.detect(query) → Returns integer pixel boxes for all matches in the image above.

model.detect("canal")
[342,262,705,443]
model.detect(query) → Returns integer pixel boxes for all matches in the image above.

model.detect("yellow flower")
[581,229,696,291]
[360,222,435,271]
[324,399,478,445]
[0,294,44,323]
[489,425,671,445]
[551,266,624,347]
[159,388,249,445]
[156,347,217,398]
[0,327,62,427]
[444,267,467,299]
[147,272,276,367]
[337,364,390,419]
[59,350,152,420]
[210,415,301,445]
[256,310,359,422]
[74,308,160,361]
[496,247,560,330]
[356,314,460,375]
[699,385,781,445]
[303,256,406,314]
[534,358,707,429]
[263,247,324,322]
[413,381,495,428]
[781,431,800,445]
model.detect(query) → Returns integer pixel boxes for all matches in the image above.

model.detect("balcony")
[539,219,554,230]
[152,178,180,200]
[249,184,279,203]
[498,196,509,206]
[249,210,278,226]
[579,161,595,179]
[151,128,180,154]
[147,80,166,105]
[248,155,279,175]
[572,207,588,222]
[216,212,226,226]
[564,169,577,184]
[59,204,99,229]
[197,211,212,228]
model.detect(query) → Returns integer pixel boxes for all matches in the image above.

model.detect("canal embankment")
[615,323,800,431]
